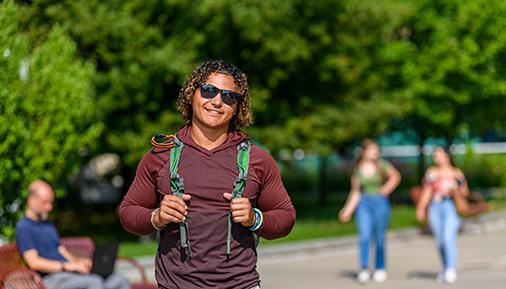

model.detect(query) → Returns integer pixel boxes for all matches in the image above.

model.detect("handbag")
[452,189,469,215]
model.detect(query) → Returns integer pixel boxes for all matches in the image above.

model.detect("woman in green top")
[339,139,401,283]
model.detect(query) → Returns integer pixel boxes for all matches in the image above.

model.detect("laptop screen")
[91,242,119,278]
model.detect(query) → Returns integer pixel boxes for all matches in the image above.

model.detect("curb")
[257,227,421,260]
[257,208,506,260]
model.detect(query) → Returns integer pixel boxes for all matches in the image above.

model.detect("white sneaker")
[444,268,457,283]
[357,270,370,283]
[372,269,387,282]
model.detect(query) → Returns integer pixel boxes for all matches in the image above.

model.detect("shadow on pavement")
[407,270,438,280]
[337,270,357,280]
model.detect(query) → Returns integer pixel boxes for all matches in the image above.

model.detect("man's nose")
[210,93,223,106]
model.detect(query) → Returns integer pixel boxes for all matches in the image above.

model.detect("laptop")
[91,242,119,278]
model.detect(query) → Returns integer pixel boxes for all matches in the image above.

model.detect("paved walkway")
[257,212,506,289]
[120,210,506,288]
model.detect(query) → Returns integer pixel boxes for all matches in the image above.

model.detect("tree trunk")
[318,155,329,206]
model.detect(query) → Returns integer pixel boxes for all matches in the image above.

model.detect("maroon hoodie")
[119,125,296,289]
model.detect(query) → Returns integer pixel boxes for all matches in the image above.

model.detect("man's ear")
[26,196,34,211]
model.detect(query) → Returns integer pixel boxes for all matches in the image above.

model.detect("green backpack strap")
[169,136,192,259]
[226,140,251,256]
[155,134,252,259]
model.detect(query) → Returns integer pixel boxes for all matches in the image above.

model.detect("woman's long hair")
[434,146,456,167]
[352,139,385,180]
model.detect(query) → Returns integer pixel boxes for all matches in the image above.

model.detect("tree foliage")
[0,0,102,238]
[2,0,506,229]
[397,0,506,143]
[17,0,418,160]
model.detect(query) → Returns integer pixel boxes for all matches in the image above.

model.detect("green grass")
[118,241,158,257]
[118,204,418,257]
[117,194,506,257]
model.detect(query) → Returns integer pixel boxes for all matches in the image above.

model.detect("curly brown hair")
[176,60,253,131]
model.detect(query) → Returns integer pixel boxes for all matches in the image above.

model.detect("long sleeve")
[119,149,165,236]
[251,147,296,240]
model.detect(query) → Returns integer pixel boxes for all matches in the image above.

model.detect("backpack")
[151,133,252,260]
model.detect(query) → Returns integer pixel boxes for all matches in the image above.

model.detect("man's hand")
[63,260,91,274]
[78,258,92,269]
[223,193,255,227]
[154,194,192,228]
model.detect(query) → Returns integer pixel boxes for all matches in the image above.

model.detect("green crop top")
[354,160,390,194]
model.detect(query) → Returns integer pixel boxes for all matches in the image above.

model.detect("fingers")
[67,261,90,274]
[338,208,351,223]
[223,192,232,200]
[159,207,186,223]
[229,198,251,211]
[338,212,350,223]
[230,205,251,221]
[79,259,92,270]
[338,213,344,222]
[159,195,190,224]
[227,197,255,226]
[81,264,91,274]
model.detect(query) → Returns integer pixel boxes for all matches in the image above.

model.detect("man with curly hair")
[119,60,296,289]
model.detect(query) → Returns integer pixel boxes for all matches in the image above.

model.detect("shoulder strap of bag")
[227,140,251,256]
[167,136,192,259]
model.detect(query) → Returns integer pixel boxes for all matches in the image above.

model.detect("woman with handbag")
[339,139,401,283]
[416,146,469,284]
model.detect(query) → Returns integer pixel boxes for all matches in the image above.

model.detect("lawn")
[118,191,506,257]
[118,204,418,257]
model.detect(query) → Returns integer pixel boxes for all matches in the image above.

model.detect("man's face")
[191,72,238,131]
[28,188,54,221]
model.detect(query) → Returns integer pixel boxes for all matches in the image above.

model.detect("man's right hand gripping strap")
[168,136,192,259]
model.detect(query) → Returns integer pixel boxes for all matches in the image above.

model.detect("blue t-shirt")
[15,215,66,263]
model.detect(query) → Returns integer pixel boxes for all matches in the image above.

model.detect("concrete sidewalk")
[258,211,506,289]
[119,210,506,288]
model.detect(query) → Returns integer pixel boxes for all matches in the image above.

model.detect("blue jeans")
[356,194,391,270]
[428,198,461,270]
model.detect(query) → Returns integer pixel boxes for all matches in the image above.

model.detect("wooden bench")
[0,243,44,289]
[0,237,156,289]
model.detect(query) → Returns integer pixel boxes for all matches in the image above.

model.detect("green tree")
[17,0,415,206]
[18,0,412,162]
[392,0,506,177]
[0,0,102,239]
[18,0,506,205]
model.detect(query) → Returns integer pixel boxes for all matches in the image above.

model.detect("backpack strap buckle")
[151,133,177,149]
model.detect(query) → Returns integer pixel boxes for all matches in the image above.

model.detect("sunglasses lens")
[221,91,239,105]
[200,84,218,99]
[200,84,241,105]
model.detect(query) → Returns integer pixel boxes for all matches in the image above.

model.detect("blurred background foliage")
[2,0,506,240]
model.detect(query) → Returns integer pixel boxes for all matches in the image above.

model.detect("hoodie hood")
[176,125,249,156]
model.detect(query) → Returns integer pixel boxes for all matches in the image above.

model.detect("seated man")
[15,179,130,289]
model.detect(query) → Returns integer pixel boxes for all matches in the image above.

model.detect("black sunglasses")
[199,83,242,106]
